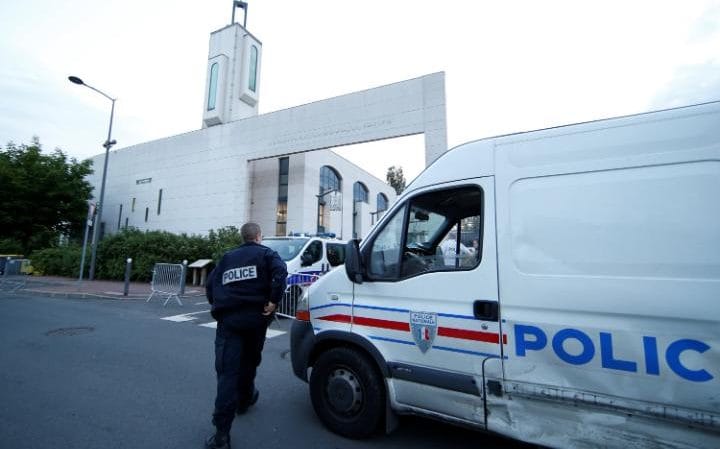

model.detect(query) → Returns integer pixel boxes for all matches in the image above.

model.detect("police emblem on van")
[410,312,438,353]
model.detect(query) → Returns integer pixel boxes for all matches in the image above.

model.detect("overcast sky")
[1,0,719,182]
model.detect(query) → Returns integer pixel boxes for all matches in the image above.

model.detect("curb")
[22,289,147,300]
[21,289,205,301]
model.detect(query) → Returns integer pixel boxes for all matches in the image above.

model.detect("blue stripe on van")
[310,302,477,319]
[369,335,504,358]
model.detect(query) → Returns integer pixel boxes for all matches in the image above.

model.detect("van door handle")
[473,300,498,322]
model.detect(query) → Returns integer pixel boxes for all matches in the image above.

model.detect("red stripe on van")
[315,314,507,345]
[315,314,352,324]
[352,316,411,332]
[437,327,501,344]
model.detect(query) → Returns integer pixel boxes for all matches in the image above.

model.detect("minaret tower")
[202,1,262,127]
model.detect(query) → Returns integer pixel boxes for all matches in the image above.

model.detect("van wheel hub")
[326,368,362,414]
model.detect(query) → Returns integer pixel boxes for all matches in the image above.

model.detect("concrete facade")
[86,22,447,239]
[248,151,395,239]
[89,72,446,238]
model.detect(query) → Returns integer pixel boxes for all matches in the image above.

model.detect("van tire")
[309,347,385,439]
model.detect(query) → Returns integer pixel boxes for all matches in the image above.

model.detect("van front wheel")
[309,347,385,439]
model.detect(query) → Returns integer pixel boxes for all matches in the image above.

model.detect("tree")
[386,165,406,195]
[0,138,94,253]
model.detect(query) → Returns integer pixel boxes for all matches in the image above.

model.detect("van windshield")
[262,238,309,261]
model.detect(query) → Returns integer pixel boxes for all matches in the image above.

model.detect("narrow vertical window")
[318,166,342,234]
[248,45,258,92]
[157,189,163,215]
[207,62,219,111]
[124,217,129,229]
[131,197,136,212]
[317,203,326,233]
[145,207,149,223]
[353,182,369,238]
[353,182,369,203]
[276,157,289,236]
[374,193,389,225]
[117,204,123,230]
[377,193,388,212]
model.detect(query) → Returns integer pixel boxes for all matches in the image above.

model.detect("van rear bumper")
[290,319,315,382]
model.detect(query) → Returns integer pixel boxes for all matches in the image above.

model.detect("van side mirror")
[344,239,364,284]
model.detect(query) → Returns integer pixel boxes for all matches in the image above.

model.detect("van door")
[491,109,720,447]
[350,180,500,425]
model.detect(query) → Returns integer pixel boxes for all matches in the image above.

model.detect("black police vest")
[209,243,276,315]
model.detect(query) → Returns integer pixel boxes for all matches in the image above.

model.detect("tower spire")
[231,1,248,28]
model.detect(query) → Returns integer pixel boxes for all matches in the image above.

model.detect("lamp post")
[69,75,117,281]
[77,202,94,283]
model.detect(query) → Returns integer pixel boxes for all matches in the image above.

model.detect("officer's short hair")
[241,222,262,242]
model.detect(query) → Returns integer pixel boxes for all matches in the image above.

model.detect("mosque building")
[87,10,447,240]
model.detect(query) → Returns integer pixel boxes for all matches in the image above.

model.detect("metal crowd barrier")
[0,259,28,293]
[146,263,186,306]
[277,272,321,318]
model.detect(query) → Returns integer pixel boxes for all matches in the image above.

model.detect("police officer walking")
[205,222,287,449]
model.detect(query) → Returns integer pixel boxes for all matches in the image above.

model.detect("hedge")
[29,226,244,282]
[30,245,85,278]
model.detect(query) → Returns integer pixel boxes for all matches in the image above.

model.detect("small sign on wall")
[136,178,152,185]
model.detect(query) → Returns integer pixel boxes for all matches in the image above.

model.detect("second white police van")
[290,101,720,449]
[262,235,346,316]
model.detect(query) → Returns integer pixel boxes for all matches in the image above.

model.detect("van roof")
[264,236,346,242]
[408,99,720,194]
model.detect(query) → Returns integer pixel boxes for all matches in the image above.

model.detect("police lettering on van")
[514,324,713,382]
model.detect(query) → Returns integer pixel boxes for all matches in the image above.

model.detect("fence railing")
[146,263,186,306]
[0,259,29,293]
[277,272,321,318]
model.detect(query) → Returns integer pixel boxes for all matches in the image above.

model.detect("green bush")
[95,228,208,282]
[96,226,243,282]
[30,245,85,277]
[0,238,24,254]
[208,226,244,262]
[27,226,245,281]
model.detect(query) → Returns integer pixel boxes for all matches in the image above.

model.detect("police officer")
[205,222,287,449]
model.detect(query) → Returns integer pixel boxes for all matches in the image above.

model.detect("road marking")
[195,302,207,306]
[266,329,286,338]
[161,311,287,339]
[197,321,286,338]
[161,310,210,322]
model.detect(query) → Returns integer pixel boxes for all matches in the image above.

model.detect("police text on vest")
[222,266,258,285]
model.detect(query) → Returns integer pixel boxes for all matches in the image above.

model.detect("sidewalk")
[13,275,204,300]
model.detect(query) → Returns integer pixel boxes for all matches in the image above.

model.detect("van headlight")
[295,289,310,321]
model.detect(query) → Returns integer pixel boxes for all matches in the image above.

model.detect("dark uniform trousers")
[212,305,270,432]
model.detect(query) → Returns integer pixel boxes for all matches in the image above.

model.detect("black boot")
[236,388,259,415]
[205,431,231,449]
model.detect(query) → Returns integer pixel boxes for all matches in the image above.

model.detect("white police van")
[290,101,720,449]
[262,235,346,316]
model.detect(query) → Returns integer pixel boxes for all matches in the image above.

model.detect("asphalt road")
[0,293,536,449]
